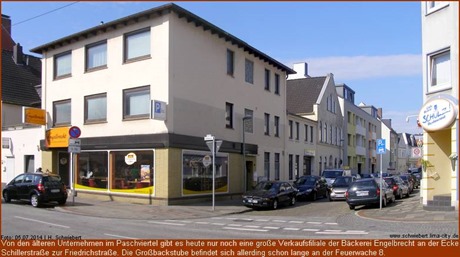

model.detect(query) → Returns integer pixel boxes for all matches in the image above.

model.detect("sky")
[1,1,425,135]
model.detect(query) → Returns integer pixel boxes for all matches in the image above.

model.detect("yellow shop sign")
[23,107,46,125]
[46,127,70,148]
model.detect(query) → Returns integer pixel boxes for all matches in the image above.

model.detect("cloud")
[287,54,422,80]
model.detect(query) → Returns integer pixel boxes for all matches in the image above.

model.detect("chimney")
[2,14,11,35]
[2,14,15,51]
[13,43,24,65]
[294,63,309,77]
[377,108,383,119]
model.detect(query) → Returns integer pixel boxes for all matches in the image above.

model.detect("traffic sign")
[68,138,81,153]
[202,155,212,167]
[411,147,422,158]
[376,139,386,154]
[69,126,81,138]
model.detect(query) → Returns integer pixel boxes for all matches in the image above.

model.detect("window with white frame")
[274,73,280,95]
[124,28,150,62]
[53,99,71,126]
[428,49,451,92]
[123,86,150,119]
[244,109,253,133]
[264,113,270,135]
[264,152,270,180]
[264,69,270,91]
[54,51,71,78]
[227,49,234,76]
[86,41,107,70]
[85,93,107,123]
[426,1,449,14]
[245,59,254,84]
[275,153,280,181]
[274,116,280,137]
[225,102,234,129]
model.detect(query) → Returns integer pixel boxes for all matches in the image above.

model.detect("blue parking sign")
[377,139,386,154]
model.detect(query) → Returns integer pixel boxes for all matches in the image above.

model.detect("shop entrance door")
[246,161,253,190]
[58,152,70,187]
[303,156,312,175]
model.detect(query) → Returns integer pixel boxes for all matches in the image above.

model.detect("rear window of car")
[352,180,375,188]
[42,175,62,183]
[322,170,343,178]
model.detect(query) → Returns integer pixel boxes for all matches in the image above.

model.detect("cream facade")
[336,84,382,174]
[285,114,317,179]
[31,4,294,204]
[419,1,458,210]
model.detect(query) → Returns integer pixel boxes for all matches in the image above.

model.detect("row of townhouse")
[2,4,402,205]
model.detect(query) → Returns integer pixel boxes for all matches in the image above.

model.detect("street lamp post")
[242,115,253,192]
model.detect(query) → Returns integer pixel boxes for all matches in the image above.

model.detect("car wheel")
[290,196,296,206]
[329,195,333,201]
[397,190,402,199]
[30,194,40,208]
[311,192,317,201]
[382,196,387,208]
[3,191,11,203]
[57,199,66,205]
[272,199,278,210]
[348,205,355,210]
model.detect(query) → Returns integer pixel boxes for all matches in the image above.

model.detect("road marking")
[307,221,322,224]
[283,228,301,231]
[211,223,225,226]
[227,224,243,227]
[104,233,138,239]
[148,221,185,226]
[324,229,341,232]
[263,226,280,229]
[223,227,269,232]
[15,216,70,229]
[166,220,192,223]
[195,222,209,224]
[303,228,320,232]
[316,230,369,235]
[255,219,269,222]
[324,222,338,225]
[244,225,261,228]
[288,221,304,224]
[273,220,287,223]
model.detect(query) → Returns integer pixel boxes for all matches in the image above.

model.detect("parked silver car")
[328,176,355,201]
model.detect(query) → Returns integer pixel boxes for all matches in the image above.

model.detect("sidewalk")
[57,197,251,220]
[356,193,459,223]
[55,193,458,222]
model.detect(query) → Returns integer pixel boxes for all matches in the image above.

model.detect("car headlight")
[306,189,312,193]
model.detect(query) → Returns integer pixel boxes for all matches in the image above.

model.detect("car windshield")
[399,175,408,181]
[295,177,316,186]
[322,170,342,178]
[332,177,352,187]
[254,181,280,191]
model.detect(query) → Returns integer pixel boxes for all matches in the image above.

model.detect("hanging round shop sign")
[418,97,457,132]
[125,152,137,165]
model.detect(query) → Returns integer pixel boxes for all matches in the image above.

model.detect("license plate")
[51,189,60,193]
[356,191,368,196]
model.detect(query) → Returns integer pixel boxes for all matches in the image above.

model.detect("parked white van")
[322,169,351,186]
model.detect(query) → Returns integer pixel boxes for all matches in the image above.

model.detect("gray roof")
[30,3,295,75]
[286,76,326,114]
[1,50,41,106]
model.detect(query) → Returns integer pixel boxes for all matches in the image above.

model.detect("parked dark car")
[329,176,355,201]
[2,173,68,207]
[242,181,297,209]
[293,175,328,201]
[345,178,395,210]
[399,174,415,193]
[408,168,422,188]
[383,176,409,199]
